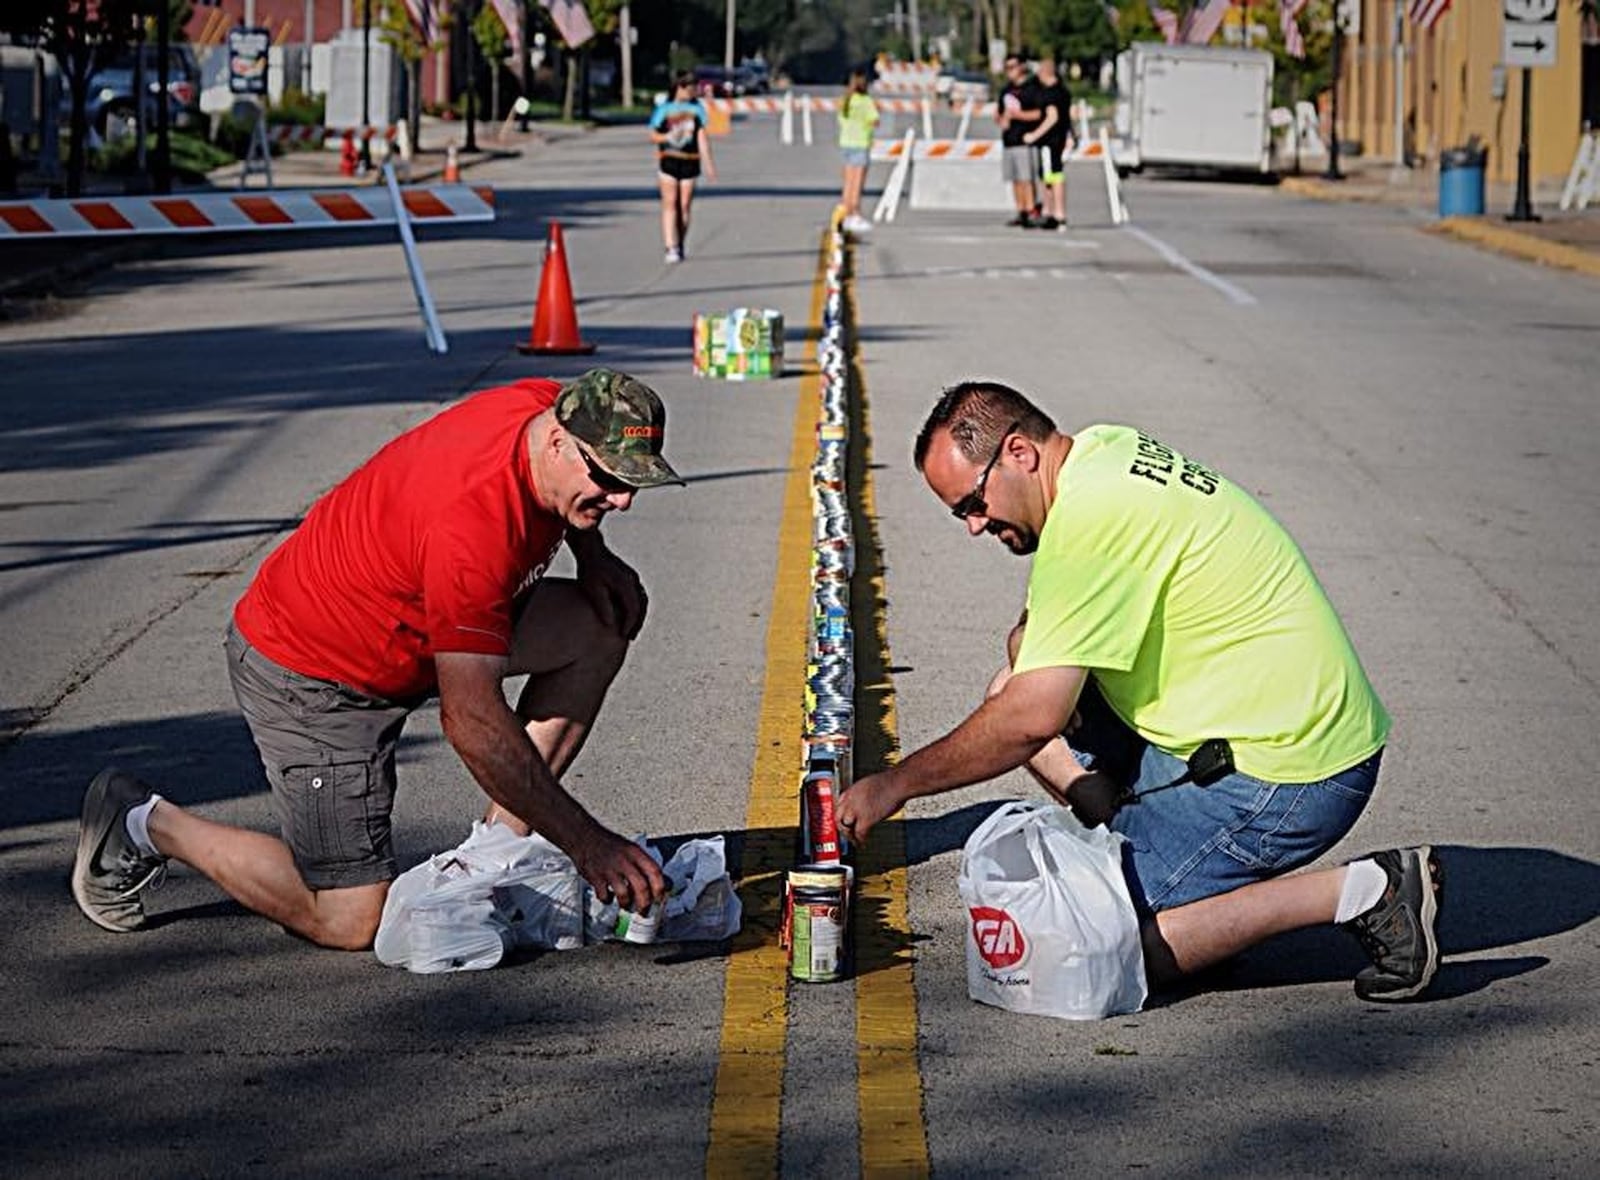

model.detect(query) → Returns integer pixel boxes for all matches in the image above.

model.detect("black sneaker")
[71,768,167,932]
[1034,215,1060,230]
[1343,846,1442,1002]
[1005,213,1030,227]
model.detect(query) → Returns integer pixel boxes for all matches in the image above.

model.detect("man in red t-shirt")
[73,369,682,950]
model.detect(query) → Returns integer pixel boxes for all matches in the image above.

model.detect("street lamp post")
[1508,68,1538,222]
[1322,13,1344,181]
[464,1,479,152]
[360,0,373,172]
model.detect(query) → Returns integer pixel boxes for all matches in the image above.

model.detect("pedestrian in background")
[1024,58,1073,230]
[649,72,717,263]
[837,69,879,236]
[72,370,683,950]
[997,53,1045,228]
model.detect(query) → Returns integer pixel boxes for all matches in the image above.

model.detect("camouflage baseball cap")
[554,368,684,489]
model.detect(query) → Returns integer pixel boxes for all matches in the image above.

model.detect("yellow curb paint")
[1432,216,1600,279]
[1278,175,1376,204]
[844,265,932,1179]
[705,228,831,1178]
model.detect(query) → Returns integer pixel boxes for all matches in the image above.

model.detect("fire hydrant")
[339,130,358,178]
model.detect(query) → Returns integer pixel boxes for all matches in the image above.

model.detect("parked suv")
[68,43,202,138]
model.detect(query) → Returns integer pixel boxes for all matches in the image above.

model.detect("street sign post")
[1502,1,1558,221]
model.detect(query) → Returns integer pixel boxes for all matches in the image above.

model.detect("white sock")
[124,794,164,858]
[1334,858,1387,923]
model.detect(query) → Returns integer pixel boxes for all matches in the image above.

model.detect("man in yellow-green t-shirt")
[838,380,1443,1004]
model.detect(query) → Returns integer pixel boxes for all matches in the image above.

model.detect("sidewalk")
[1280,155,1600,279]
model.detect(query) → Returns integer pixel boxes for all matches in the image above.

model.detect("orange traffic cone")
[517,222,596,356]
[443,143,461,183]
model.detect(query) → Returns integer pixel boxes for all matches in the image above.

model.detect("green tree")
[1257,0,1334,109]
[1031,0,1118,81]
[379,0,437,148]
[471,1,508,119]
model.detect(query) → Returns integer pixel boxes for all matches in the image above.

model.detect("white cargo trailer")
[1113,43,1274,175]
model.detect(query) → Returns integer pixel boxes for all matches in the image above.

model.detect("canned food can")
[799,766,842,865]
[614,898,663,945]
[787,865,849,983]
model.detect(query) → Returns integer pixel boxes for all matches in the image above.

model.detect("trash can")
[1438,144,1487,217]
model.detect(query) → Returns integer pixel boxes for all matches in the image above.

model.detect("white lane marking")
[1122,224,1258,306]
[909,265,1087,281]
[926,234,1101,250]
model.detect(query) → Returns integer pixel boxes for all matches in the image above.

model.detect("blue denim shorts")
[840,146,870,168]
[1069,681,1380,912]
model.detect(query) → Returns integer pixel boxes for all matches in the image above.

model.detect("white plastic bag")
[660,836,742,942]
[374,822,585,973]
[957,801,1147,1020]
[374,825,743,972]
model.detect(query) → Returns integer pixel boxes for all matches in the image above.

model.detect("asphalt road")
[1,119,1596,1176]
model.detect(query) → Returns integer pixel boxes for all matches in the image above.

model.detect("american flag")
[488,0,525,57]
[402,0,443,44]
[1151,4,1180,45]
[542,0,596,49]
[1408,0,1453,32]
[1182,0,1231,46]
[1281,0,1309,59]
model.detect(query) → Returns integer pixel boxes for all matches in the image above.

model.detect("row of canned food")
[784,222,857,985]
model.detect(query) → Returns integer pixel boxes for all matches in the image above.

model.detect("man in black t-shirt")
[996,54,1045,227]
[1024,58,1074,230]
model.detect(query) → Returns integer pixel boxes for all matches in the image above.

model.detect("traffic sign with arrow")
[1503,0,1558,69]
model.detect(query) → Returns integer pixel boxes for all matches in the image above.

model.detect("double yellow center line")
[705,231,928,1176]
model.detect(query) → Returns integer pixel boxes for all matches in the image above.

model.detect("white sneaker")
[664,247,682,264]
[843,215,873,234]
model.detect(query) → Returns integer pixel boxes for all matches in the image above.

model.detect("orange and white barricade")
[872,59,941,96]
[0,184,495,239]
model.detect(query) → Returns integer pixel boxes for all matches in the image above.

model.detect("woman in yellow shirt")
[836,70,878,236]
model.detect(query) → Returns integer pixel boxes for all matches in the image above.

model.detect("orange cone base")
[516,340,597,355]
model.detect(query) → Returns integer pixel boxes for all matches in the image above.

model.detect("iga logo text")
[969,905,1027,969]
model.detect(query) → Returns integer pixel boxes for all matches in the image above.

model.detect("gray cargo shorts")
[225,622,413,890]
[1002,144,1039,183]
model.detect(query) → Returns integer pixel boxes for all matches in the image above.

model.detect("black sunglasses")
[578,446,637,495]
[950,419,1022,520]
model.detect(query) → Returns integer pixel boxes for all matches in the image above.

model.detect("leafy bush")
[273,88,326,126]
[210,111,265,158]
[92,131,235,182]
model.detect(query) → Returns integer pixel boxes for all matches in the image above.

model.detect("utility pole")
[303,0,315,92]
[153,0,172,192]
[910,0,922,61]
[725,0,735,71]
[620,4,633,109]
[1390,2,1406,178]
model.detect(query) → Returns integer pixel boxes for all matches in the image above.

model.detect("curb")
[1279,175,1381,204]
[0,240,150,300]
[1429,216,1600,280]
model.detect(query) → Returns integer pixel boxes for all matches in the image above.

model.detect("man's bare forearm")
[441,692,604,852]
